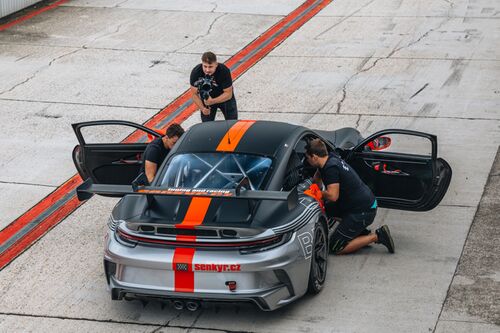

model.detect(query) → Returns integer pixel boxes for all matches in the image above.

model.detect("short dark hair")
[201,51,217,64]
[165,123,184,138]
[305,138,328,157]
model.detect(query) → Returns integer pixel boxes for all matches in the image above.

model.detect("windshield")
[159,153,272,190]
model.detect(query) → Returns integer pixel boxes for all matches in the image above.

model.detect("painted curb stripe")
[0,174,81,245]
[0,0,332,270]
[0,0,69,32]
[216,120,256,152]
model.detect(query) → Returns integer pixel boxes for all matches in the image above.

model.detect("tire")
[307,220,328,294]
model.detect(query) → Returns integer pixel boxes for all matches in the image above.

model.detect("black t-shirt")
[190,63,236,102]
[319,153,375,213]
[140,137,170,173]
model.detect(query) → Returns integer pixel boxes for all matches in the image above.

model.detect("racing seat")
[315,127,363,149]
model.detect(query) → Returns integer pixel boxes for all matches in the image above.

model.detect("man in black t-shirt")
[305,138,395,254]
[190,51,237,122]
[140,123,184,183]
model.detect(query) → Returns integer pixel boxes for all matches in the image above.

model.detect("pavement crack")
[333,16,451,114]
[84,21,128,47]
[211,2,218,13]
[301,97,333,123]
[410,83,429,99]
[14,53,31,62]
[175,13,227,53]
[0,49,81,96]
[114,0,129,8]
[335,84,347,113]
[149,13,227,68]
[185,310,204,333]
[314,0,376,40]
[354,114,362,129]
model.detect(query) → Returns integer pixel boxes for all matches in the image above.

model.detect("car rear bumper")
[109,276,298,310]
[103,229,313,311]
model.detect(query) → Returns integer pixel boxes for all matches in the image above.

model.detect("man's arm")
[312,169,322,186]
[205,86,233,106]
[322,183,340,202]
[190,86,210,115]
[144,160,158,183]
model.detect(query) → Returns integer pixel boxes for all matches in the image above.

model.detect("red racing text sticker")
[194,263,241,272]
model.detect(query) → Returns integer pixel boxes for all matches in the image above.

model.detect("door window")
[364,133,432,156]
[80,124,153,144]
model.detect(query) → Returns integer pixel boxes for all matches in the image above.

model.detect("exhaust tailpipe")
[172,300,184,310]
[186,300,200,312]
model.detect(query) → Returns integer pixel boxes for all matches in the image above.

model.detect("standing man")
[141,123,184,183]
[190,51,238,122]
[305,138,395,255]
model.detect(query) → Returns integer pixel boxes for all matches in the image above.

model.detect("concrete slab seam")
[0,312,240,333]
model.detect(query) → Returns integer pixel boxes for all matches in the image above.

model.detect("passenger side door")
[72,120,161,185]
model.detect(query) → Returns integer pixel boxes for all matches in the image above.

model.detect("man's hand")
[201,107,211,115]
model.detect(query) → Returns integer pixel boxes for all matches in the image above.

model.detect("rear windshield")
[159,153,272,190]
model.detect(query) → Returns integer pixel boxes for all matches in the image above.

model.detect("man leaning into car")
[190,51,238,122]
[305,138,395,255]
[141,123,185,183]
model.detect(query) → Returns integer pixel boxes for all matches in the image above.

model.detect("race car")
[72,120,452,311]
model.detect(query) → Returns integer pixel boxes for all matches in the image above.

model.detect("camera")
[194,76,216,101]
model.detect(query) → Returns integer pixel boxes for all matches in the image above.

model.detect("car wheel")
[307,220,328,294]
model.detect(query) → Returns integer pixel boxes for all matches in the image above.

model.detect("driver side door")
[346,129,452,211]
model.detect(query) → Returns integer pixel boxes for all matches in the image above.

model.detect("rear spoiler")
[76,178,298,210]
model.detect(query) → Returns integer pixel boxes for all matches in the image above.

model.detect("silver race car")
[72,120,451,311]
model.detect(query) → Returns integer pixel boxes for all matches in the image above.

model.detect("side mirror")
[366,136,391,151]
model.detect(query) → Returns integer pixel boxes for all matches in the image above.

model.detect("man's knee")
[329,233,349,254]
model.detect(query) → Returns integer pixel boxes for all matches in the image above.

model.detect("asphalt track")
[0,0,332,270]
[0,0,499,332]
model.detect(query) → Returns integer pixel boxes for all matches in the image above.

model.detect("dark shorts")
[329,209,377,254]
[201,99,238,122]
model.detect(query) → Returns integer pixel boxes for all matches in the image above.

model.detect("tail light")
[116,228,292,253]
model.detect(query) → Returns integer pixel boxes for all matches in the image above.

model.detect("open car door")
[346,129,452,211]
[72,120,161,185]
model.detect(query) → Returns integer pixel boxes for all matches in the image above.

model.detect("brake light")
[116,228,290,252]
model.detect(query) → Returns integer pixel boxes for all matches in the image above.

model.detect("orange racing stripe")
[172,247,196,293]
[216,120,256,152]
[173,197,212,292]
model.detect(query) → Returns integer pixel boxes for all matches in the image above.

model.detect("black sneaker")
[375,225,395,253]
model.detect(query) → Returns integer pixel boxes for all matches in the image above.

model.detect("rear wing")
[76,178,298,210]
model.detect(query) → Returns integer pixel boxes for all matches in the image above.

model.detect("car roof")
[175,120,303,157]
